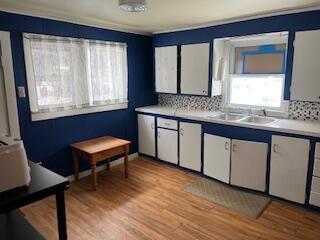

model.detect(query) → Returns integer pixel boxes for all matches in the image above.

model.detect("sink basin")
[208,113,247,121]
[240,116,277,125]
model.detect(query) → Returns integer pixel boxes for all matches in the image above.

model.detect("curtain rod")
[23,33,127,47]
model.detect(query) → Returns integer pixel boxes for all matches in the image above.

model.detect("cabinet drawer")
[157,118,178,130]
[314,159,320,177]
[311,176,320,193]
[316,143,320,159]
[309,191,320,207]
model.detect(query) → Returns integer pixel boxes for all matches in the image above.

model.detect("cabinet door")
[181,43,210,95]
[157,128,178,164]
[138,114,155,157]
[155,46,178,94]
[291,30,320,102]
[204,134,231,183]
[230,140,268,191]
[179,122,201,171]
[269,136,310,204]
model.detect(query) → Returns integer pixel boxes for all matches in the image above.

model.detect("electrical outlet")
[17,86,26,98]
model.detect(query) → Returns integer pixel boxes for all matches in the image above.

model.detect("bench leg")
[107,157,111,170]
[91,163,97,190]
[72,150,79,181]
[124,145,129,178]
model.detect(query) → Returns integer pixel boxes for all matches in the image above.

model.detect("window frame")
[23,33,128,121]
[222,32,289,116]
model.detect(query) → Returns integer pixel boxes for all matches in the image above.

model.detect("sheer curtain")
[23,33,128,117]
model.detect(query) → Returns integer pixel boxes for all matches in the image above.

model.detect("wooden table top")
[70,136,131,154]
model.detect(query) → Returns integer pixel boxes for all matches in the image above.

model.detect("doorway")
[0,31,20,138]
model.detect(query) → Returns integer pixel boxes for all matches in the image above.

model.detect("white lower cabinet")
[310,176,320,207]
[230,140,268,192]
[269,135,310,204]
[179,122,202,171]
[310,143,320,207]
[157,128,178,164]
[138,114,155,157]
[309,192,320,207]
[204,134,231,183]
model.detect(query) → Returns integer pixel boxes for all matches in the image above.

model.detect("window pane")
[31,42,75,107]
[234,44,286,74]
[230,75,284,107]
[89,43,127,103]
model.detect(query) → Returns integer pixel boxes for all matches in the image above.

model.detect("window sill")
[31,102,128,121]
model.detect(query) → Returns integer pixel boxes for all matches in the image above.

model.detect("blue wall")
[153,10,320,100]
[0,11,157,176]
[2,10,320,177]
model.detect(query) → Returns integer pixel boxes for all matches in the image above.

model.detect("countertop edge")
[135,106,320,138]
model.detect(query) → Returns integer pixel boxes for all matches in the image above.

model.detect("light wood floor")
[21,157,320,240]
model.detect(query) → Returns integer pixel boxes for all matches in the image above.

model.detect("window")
[23,33,128,121]
[229,74,284,108]
[213,32,289,113]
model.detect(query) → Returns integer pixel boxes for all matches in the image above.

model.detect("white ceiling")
[0,0,320,34]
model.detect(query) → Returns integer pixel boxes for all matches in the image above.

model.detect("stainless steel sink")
[240,116,277,125]
[208,113,247,121]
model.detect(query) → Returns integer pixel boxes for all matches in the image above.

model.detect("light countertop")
[135,105,320,138]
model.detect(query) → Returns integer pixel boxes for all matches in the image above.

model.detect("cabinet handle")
[273,144,278,153]
[232,144,236,152]
[151,123,154,130]
[225,142,229,151]
[158,131,160,138]
[180,128,184,136]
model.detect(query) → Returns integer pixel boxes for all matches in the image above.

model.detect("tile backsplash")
[158,94,222,111]
[158,94,320,121]
[288,101,320,121]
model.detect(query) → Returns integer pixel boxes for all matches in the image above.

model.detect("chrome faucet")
[261,108,267,117]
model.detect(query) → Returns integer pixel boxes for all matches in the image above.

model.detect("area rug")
[184,178,271,218]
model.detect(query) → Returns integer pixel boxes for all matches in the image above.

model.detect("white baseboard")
[66,152,138,181]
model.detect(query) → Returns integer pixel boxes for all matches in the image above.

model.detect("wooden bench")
[70,136,131,190]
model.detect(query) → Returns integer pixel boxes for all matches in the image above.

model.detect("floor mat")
[184,178,271,218]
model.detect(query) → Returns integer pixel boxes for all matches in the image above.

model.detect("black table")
[0,210,45,239]
[0,161,69,240]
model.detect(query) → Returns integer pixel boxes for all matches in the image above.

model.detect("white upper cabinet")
[179,122,202,171]
[230,140,268,192]
[181,43,210,95]
[138,114,155,157]
[291,29,320,102]
[269,135,310,204]
[155,46,178,94]
[204,134,231,183]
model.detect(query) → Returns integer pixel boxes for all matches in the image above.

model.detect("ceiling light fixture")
[119,0,147,12]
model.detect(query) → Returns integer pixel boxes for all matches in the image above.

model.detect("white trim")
[23,33,129,121]
[1,5,319,36]
[0,8,151,36]
[66,152,138,181]
[22,34,37,113]
[153,6,320,34]
[31,102,128,121]
[226,32,289,47]
[0,31,21,138]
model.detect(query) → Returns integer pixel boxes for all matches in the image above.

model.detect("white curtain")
[23,33,128,114]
